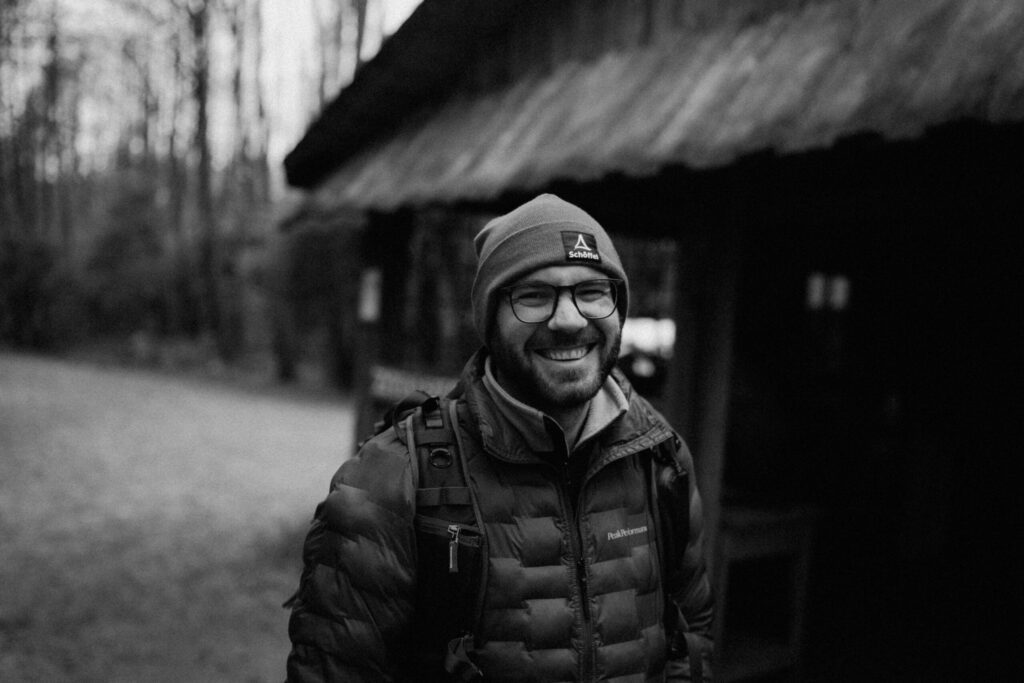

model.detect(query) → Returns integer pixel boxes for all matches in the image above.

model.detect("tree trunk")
[189,0,221,347]
[352,0,368,71]
[250,0,270,202]
[313,0,346,107]
[165,28,188,335]
[0,0,22,236]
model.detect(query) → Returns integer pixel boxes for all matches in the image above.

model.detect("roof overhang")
[293,0,1024,212]
[284,0,515,189]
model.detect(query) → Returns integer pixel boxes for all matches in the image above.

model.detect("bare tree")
[311,0,346,107]
[0,0,26,239]
[224,0,268,225]
[248,0,268,202]
[0,0,17,236]
[1,0,411,355]
[352,0,368,72]
[184,0,223,345]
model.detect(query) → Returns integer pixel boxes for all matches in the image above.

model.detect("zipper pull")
[448,524,460,573]
[576,557,591,620]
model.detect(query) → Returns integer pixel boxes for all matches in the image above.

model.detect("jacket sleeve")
[286,430,417,682]
[662,437,715,682]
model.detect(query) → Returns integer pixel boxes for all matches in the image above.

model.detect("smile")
[535,344,593,361]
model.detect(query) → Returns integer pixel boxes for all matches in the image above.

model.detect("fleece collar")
[457,349,672,469]
[481,356,628,455]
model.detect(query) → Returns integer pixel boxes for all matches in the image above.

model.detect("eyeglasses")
[503,278,622,324]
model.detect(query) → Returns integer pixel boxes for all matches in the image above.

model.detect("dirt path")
[0,352,354,682]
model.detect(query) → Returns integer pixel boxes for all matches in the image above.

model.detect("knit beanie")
[471,194,629,341]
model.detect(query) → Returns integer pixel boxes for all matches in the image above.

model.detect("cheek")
[596,317,622,347]
[493,308,535,349]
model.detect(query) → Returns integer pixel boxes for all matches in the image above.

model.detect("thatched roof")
[298,0,1024,210]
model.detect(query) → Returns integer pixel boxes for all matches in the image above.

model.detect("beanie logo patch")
[561,231,601,263]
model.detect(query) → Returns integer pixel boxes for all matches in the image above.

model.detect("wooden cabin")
[283,1,1023,679]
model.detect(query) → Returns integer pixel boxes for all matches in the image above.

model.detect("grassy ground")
[0,351,354,682]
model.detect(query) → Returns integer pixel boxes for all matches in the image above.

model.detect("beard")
[488,323,622,415]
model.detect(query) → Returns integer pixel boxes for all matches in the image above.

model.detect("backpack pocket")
[410,515,485,678]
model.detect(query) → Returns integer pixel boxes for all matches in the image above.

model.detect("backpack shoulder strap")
[404,395,487,681]
[650,434,690,582]
[648,435,705,682]
[408,395,472,506]
[442,398,488,681]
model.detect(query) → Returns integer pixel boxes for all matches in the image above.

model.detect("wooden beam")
[665,235,699,442]
[665,216,741,574]
[694,218,740,574]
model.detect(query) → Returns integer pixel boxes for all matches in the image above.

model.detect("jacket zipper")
[555,461,594,681]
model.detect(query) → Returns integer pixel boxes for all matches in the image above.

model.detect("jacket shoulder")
[627,392,695,473]
[288,426,418,680]
[322,427,416,528]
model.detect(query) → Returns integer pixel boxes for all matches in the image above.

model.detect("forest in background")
[0,0,412,383]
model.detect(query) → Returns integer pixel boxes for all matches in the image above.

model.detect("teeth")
[540,346,589,361]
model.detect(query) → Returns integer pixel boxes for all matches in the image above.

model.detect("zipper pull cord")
[448,524,460,573]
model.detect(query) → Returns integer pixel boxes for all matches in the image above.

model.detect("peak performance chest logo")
[607,525,648,541]
[561,231,602,263]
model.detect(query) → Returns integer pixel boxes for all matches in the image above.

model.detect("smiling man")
[286,194,713,682]
[485,265,621,430]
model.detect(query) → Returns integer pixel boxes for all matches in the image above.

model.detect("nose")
[547,289,588,332]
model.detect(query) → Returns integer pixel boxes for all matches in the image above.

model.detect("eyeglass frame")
[501,278,624,324]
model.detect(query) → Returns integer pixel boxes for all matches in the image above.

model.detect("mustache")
[526,329,605,349]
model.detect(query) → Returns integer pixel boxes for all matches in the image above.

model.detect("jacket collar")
[456,348,674,469]
[481,355,628,455]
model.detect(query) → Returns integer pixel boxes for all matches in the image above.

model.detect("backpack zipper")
[448,524,461,573]
[414,515,482,574]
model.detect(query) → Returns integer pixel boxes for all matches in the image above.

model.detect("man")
[286,194,713,681]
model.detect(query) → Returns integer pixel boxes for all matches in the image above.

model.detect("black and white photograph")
[2,1,1020,681]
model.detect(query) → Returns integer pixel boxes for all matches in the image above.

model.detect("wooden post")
[353,266,383,447]
[695,219,740,575]
[664,218,741,576]
[665,239,699,442]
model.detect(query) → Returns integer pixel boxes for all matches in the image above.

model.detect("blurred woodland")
[0,0,402,381]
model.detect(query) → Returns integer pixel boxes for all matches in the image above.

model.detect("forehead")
[513,265,608,287]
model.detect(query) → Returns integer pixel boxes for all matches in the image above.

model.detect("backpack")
[372,390,704,682]
[371,391,486,682]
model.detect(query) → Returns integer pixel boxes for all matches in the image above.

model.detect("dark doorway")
[726,122,1022,680]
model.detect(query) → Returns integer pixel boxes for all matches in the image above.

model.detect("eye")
[511,286,553,307]
[575,281,612,302]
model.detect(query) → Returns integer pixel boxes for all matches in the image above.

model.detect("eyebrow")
[511,280,554,287]
[512,278,607,287]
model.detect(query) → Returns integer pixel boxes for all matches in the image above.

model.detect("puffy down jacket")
[287,351,713,681]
